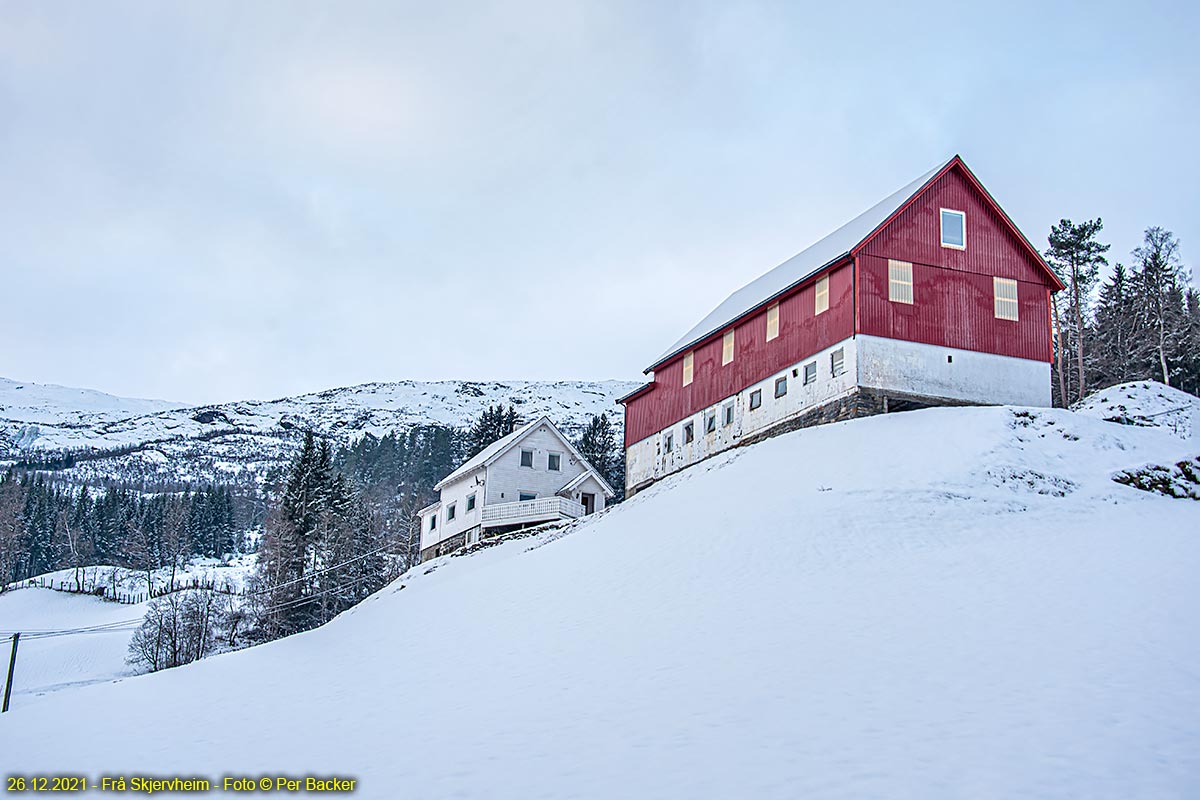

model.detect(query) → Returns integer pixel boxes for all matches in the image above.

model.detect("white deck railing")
[481,496,586,526]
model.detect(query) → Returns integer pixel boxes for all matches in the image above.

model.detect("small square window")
[548,452,561,471]
[803,361,817,385]
[749,389,762,410]
[831,348,845,377]
[815,276,829,315]
[446,503,456,522]
[888,259,913,304]
[519,492,537,502]
[682,352,694,387]
[664,433,674,453]
[466,494,476,512]
[766,303,779,341]
[722,330,735,366]
[704,412,716,434]
[940,209,966,249]
[723,403,734,426]
[683,422,694,444]
[774,376,787,398]
[520,448,534,468]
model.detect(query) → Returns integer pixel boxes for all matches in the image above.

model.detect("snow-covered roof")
[435,416,547,490]
[558,465,617,499]
[649,158,952,370]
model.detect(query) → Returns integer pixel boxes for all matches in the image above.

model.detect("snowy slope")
[1074,380,1200,439]
[0,377,639,486]
[2,402,1198,798]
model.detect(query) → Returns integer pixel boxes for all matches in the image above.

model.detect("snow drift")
[2,394,1198,798]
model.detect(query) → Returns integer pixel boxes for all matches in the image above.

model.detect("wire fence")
[5,575,246,605]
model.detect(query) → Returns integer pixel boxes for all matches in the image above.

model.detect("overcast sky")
[2,1,1197,404]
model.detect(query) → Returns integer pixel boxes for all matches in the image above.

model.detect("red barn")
[618,155,1064,495]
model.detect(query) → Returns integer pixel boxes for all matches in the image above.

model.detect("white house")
[417,416,616,561]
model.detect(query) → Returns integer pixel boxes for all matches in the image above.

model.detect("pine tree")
[1089,263,1139,389]
[1046,218,1110,405]
[1130,227,1189,387]
[464,405,519,459]
[576,413,625,502]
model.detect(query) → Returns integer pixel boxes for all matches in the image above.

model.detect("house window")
[724,403,735,426]
[722,330,735,365]
[429,514,437,531]
[815,276,829,315]
[803,361,817,385]
[519,492,537,502]
[466,493,476,512]
[831,348,845,376]
[704,411,716,434]
[888,259,913,304]
[994,277,1019,321]
[548,452,562,471]
[520,448,534,468]
[766,303,779,341]
[682,352,694,387]
[774,376,787,398]
[940,209,966,249]
[664,432,674,453]
[446,503,456,522]
[749,389,762,410]
[683,421,694,444]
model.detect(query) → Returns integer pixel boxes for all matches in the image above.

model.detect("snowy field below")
[0,590,147,703]
[2,385,1198,798]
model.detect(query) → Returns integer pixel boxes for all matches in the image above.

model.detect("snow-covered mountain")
[0,376,640,486]
[2,384,1197,797]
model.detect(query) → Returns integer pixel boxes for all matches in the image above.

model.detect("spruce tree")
[1046,218,1110,405]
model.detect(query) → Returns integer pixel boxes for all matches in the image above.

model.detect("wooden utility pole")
[2,632,19,713]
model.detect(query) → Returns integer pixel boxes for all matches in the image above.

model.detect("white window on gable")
[815,276,830,315]
[722,330,735,365]
[940,208,966,250]
[831,348,845,377]
[548,452,562,471]
[803,361,817,385]
[994,277,1019,321]
[766,303,779,341]
[682,351,694,387]
[888,259,914,304]
[520,448,534,468]
[446,503,456,522]
[466,493,476,512]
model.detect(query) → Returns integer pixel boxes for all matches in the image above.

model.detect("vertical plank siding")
[855,166,1054,364]
[624,262,854,446]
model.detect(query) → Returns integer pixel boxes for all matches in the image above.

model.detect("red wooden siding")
[623,263,854,446]
[855,165,1054,363]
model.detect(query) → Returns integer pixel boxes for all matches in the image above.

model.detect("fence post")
[2,633,19,713]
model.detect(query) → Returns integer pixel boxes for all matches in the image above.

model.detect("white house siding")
[625,337,859,489]
[561,474,610,513]
[856,335,1051,408]
[419,467,486,552]
[483,423,590,506]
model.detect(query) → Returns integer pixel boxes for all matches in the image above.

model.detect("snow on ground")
[1074,380,1200,439]
[0,590,147,702]
[10,556,259,598]
[2,400,1199,798]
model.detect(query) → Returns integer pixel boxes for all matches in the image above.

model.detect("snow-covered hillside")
[0,376,639,486]
[1074,380,1200,439]
[2,391,1197,798]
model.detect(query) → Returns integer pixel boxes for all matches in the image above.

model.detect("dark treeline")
[1049,222,1199,405]
[0,472,238,589]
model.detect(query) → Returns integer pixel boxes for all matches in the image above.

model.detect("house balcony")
[480,496,586,529]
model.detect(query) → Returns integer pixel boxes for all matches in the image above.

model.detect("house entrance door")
[581,493,595,514]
